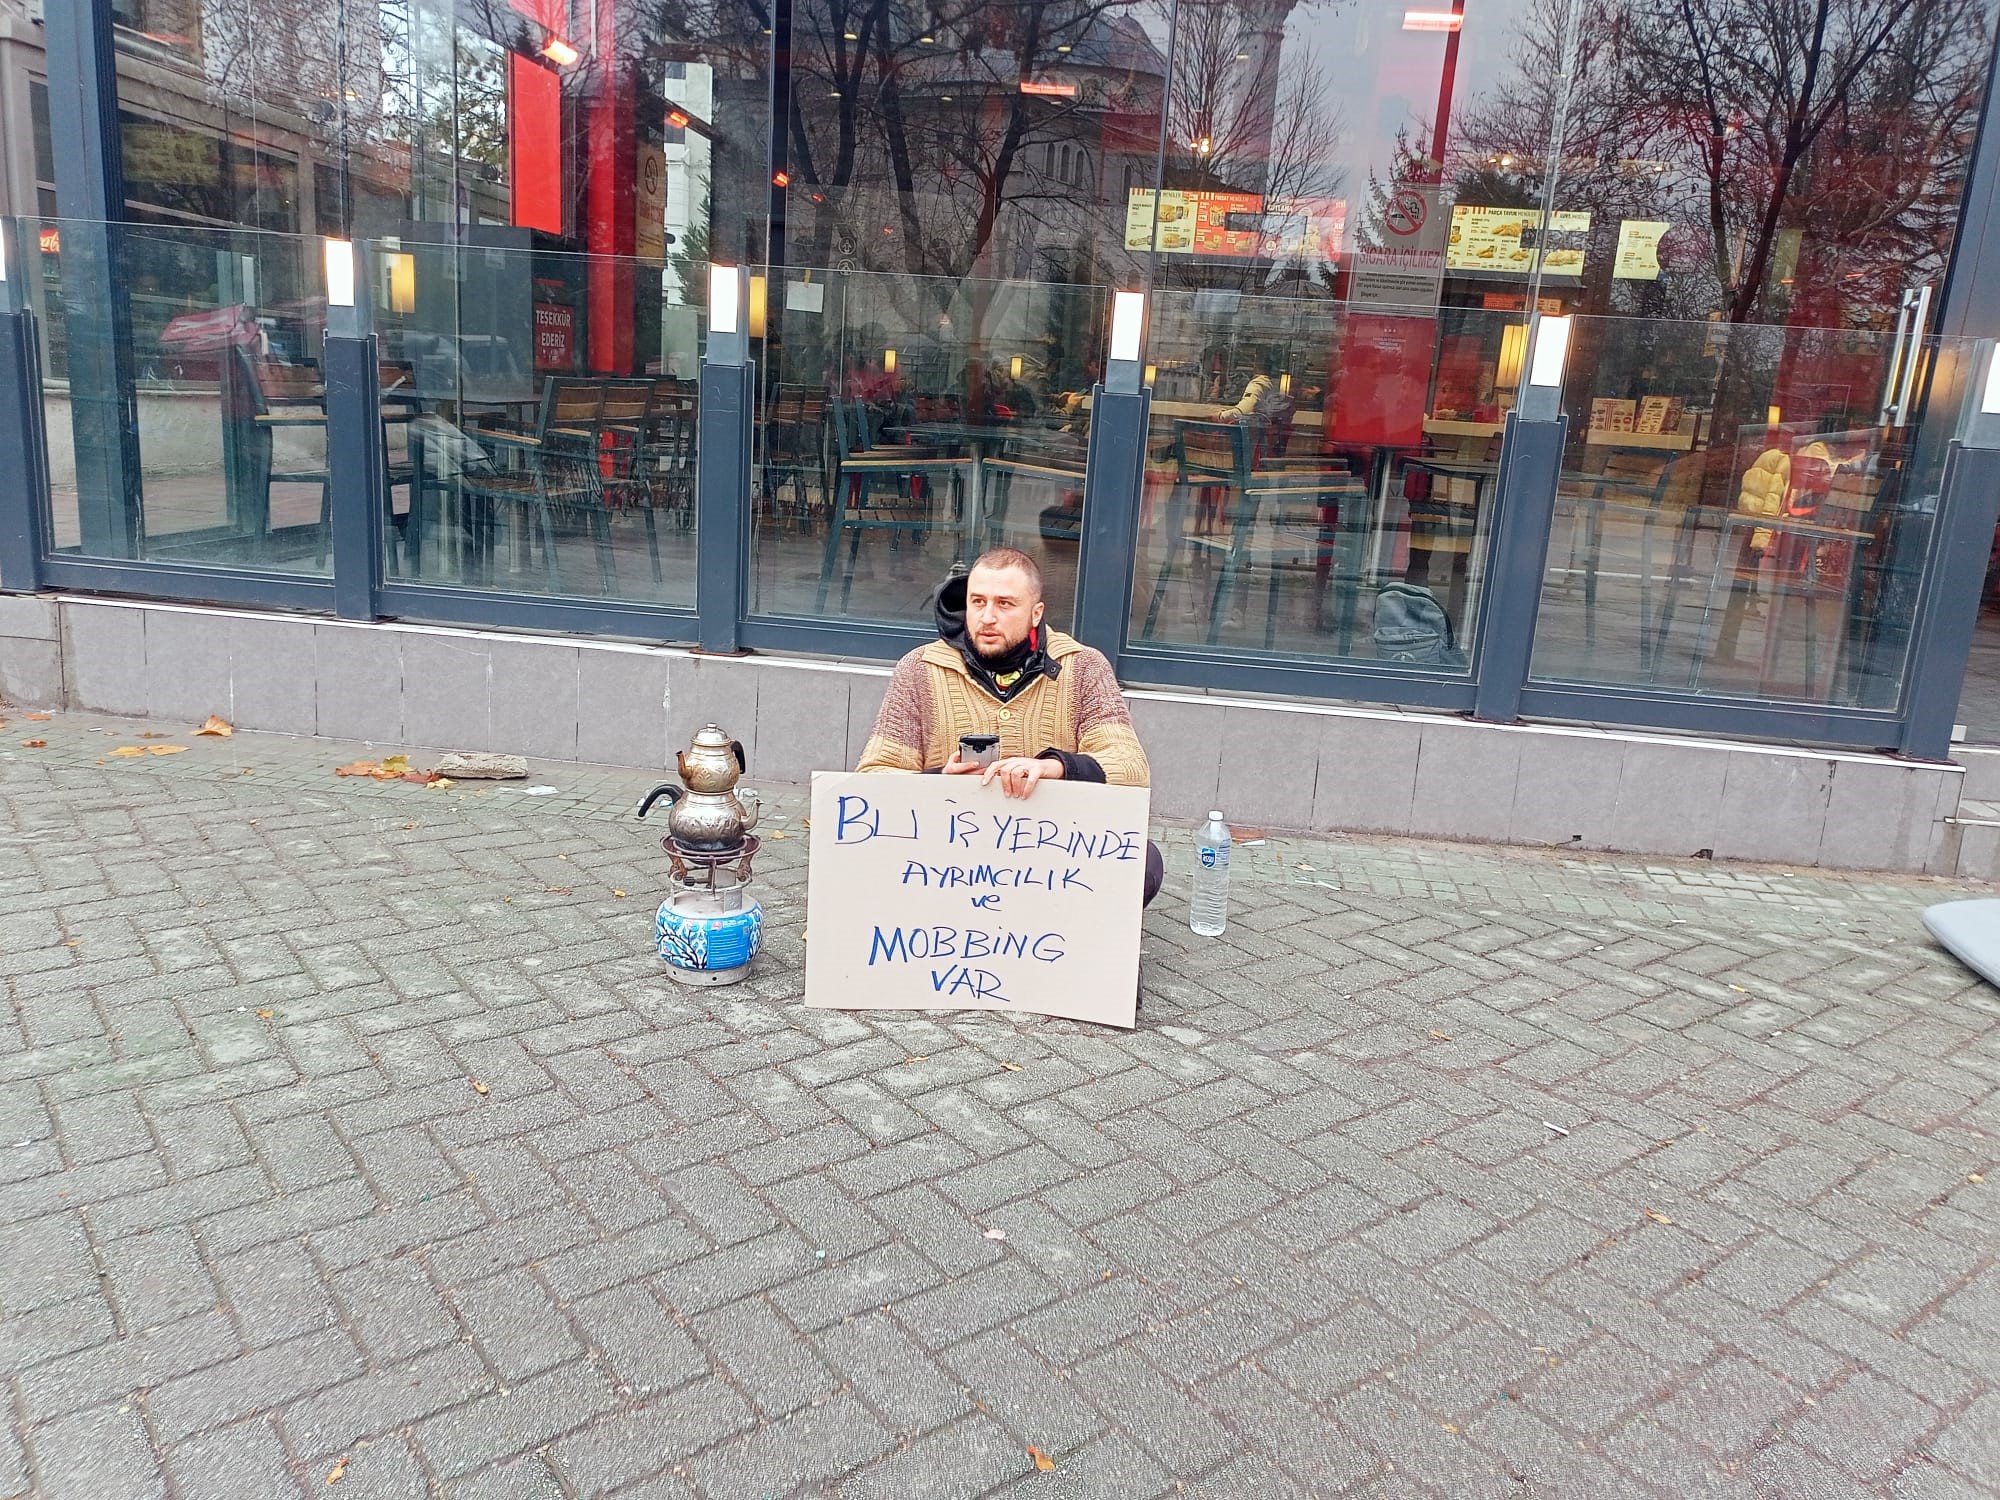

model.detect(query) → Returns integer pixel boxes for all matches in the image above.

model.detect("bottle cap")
[1208,811,1223,822]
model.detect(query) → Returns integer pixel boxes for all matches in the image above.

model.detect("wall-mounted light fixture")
[324,238,356,309]
[0,218,16,315]
[883,348,897,373]
[324,237,370,338]
[1010,355,1023,379]
[383,252,416,315]
[1981,343,2000,416]
[1496,321,1530,391]
[748,274,768,339]
[541,36,580,66]
[1513,313,1570,420]
[1527,315,1571,387]
[1143,363,1157,388]
[1110,291,1144,364]
[1106,290,1147,395]
[707,263,749,365]
[709,263,741,335]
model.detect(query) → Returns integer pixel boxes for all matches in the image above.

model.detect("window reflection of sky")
[1129,0,1540,217]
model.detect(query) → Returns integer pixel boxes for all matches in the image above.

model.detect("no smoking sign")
[1386,189,1428,236]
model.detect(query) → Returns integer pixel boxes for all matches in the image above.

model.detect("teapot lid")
[688,723,733,748]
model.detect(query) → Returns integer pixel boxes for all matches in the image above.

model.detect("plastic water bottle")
[1191,811,1231,936]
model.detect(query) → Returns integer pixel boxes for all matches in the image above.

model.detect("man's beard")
[973,634,1030,670]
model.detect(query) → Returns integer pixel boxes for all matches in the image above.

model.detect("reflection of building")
[14,0,2000,879]
[785,10,1167,290]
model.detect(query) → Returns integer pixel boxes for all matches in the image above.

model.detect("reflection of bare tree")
[785,0,1163,280]
[1150,0,1346,291]
[1161,0,1336,193]
[1459,0,1989,327]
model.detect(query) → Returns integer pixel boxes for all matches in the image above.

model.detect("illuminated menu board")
[1124,188,1345,262]
[1446,206,1590,274]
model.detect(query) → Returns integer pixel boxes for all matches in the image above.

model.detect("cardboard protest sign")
[805,771,1150,1028]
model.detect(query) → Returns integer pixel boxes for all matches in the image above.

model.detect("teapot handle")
[635,783,682,820]
[730,739,747,774]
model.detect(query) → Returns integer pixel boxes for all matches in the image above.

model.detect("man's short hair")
[969,547,1043,600]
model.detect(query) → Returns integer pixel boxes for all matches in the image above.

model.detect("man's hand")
[942,751,982,776]
[981,755,1063,799]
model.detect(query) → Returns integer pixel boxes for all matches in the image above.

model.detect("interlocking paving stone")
[0,707,1997,1496]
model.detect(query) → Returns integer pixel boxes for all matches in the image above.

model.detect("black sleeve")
[1036,748,1105,783]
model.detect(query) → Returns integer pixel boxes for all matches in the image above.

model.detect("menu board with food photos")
[1123,189,1344,261]
[1446,207,1590,275]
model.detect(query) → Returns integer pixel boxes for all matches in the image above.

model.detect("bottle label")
[1199,846,1228,870]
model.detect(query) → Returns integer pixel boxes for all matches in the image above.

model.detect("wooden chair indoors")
[815,396,974,610]
[459,378,613,590]
[1140,420,1366,650]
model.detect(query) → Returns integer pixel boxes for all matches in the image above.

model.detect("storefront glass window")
[1510,0,1996,707]
[40,0,764,593]
[1115,0,1534,671]
[20,0,2000,703]
[758,0,1168,627]
[36,218,333,573]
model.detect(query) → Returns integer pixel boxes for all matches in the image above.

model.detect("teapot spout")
[736,789,761,832]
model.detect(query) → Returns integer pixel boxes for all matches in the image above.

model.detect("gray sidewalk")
[1,708,1997,1499]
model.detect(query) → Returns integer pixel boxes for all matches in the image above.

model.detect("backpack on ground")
[1374,582,1462,666]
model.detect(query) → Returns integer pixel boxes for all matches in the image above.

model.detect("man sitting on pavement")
[857,548,1164,907]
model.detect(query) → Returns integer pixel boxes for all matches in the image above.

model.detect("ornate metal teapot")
[637,724,762,851]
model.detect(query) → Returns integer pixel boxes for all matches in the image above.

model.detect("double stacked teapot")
[637,724,763,850]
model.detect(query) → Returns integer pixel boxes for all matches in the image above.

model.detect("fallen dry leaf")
[334,760,378,777]
[255,1007,274,1020]
[546,886,572,896]
[326,1455,348,1485]
[24,712,50,721]
[148,745,189,756]
[470,1080,490,1096]
[194,714,234,737]
[1646,1210,1675,1225]
[904,1055,928,1064]
[984,1227,1007,1240]
[401,770,440,785]
[768,830,788,840]
[1429,1029,1454,1041]
[1442,1423,1460,1434]
[1028,1446,1056,1472]
[1971,1174,1985,1184]
[139,731,171,739]
[426,778,455,790]
[999,1062,1024,1072]
[21,739,45,749]
[109,746,147,758]
[612,889,628,899]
